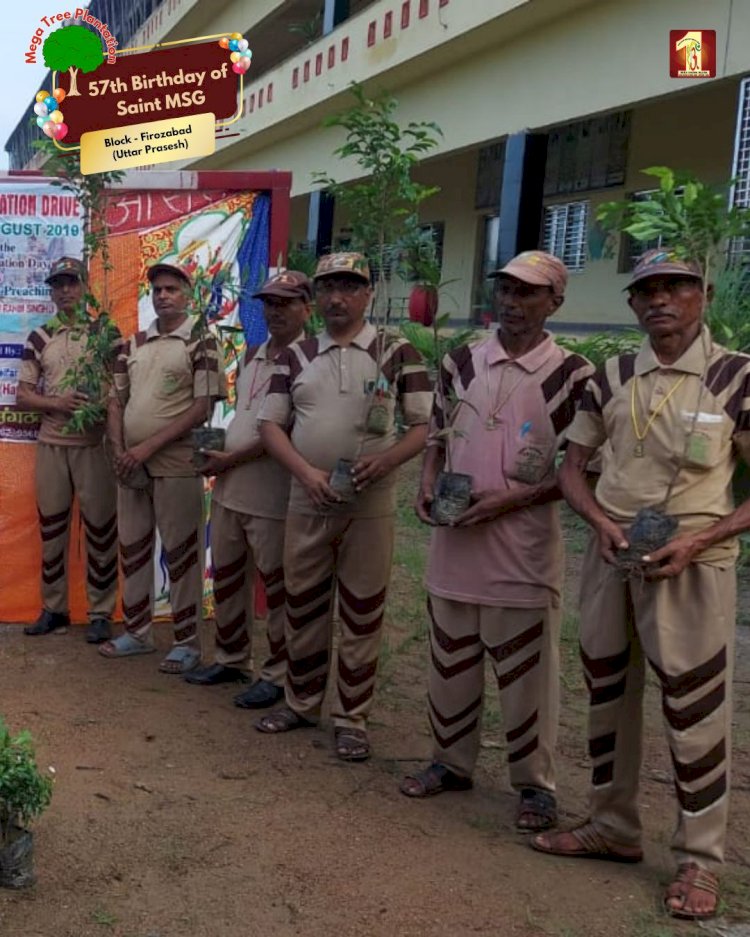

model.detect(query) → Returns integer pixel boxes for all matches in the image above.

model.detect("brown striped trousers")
[427,594,560,792]
[210,501,286,684]
[579,538,735,870]
[282,513,395,730]
[35,442,117,620]
[118,476,203,646]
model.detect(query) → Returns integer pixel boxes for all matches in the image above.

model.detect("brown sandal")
[664,862,720,920]
[400,762,473,797]
[254,706,316,734]
[516,788,558,832]
[531,822,643,863]
[334,727,371,762]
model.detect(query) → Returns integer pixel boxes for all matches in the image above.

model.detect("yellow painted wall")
[555,80,740,327]
[155,0,747,330]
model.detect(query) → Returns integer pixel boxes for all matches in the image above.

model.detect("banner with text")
[0,182,83,442]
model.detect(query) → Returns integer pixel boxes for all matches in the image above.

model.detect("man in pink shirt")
[401,250,593,831]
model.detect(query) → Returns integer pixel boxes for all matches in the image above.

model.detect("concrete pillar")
[307,0,350,253]
[496,131,548,266]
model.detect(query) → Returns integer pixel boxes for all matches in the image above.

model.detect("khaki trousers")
[210,501,286,684]
[427,593,559,791]
[118,476,203,646]
[283,513,395,730]
[35,442,117,619]
[579,537,735,870]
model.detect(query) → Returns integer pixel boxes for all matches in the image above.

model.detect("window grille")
[729,76,750,262]
[542,201,589,271]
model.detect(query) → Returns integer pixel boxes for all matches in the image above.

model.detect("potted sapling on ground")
[0,720,54,888]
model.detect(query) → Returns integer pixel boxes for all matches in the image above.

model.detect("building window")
[542,201,589,271]
[730,76,750,261]
[544,112,630,197]
[475,141,505,211]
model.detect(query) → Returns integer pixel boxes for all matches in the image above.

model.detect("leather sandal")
[255,706,316,734]
[400,762,473,797]
[234,679,284,709]
[664,862,720,920]
[531,822,643,863]
[516,788,558,832]
[334,727,371,762]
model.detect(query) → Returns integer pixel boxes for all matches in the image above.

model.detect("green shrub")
[0,721,53,842]
[556,330,642,369]
[705,265,750,353]
[399,315,477,371]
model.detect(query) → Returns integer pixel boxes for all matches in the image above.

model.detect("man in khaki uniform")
[103,261,226,674]
[401,252,593,831]
[532,249,750,921]
[255,252,432,761]
[186,271,312,707]
[16,256,118,644]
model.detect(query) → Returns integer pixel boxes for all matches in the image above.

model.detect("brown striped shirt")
[113,316,227,477]
[19,316,122,447]
[213,336,303,519]
[427,332,593,606]
[259,321,432,516]
[567,327,750,565]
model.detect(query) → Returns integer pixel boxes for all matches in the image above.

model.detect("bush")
[399,316,478,372]
[705,265,750,353]
[556,330,642,369]
[0,721,53,842]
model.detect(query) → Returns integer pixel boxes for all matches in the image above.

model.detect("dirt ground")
[1,472,749,937]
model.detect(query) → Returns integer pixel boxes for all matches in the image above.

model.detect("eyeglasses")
[315,279,366,296]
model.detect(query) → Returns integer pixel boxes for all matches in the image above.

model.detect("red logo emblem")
[670,31,716,78]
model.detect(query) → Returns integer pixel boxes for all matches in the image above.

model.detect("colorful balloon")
[228,39,239,51]
[232,63,246,75]
[53,123,68,140]
[35,90,49,103]
[240,55,251,69]
[230,51,241,63]
[230,32,242,40]
[43,122,56,137]
[36,116,48,128]
[218,37,229,49]
[44,97,57,112]
[52,88,66,103]
[50,110,64,124]
[33,102,48,117]
[237,39,249,52]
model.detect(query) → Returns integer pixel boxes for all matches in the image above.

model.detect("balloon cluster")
[33,88,69,141]
[218,32,253,75]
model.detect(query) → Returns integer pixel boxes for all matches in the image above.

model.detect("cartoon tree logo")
[42,25,104,97]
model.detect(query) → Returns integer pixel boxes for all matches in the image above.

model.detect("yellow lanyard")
[630,373,687,457]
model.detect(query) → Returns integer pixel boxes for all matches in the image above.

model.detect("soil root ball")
[615,507,678,574]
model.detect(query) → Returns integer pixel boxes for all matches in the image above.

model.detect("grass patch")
[91,908,117,927]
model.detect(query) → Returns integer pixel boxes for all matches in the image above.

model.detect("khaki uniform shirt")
[19,315,121,447]
[114,316,227,477]
[567,328,750,566]
[213,337,303,519]
[259,321,432,517]
[426,334,594,607]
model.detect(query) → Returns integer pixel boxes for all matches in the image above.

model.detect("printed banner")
[0,182,84,442]
[0,181,271,623]
[99,187,271,618]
